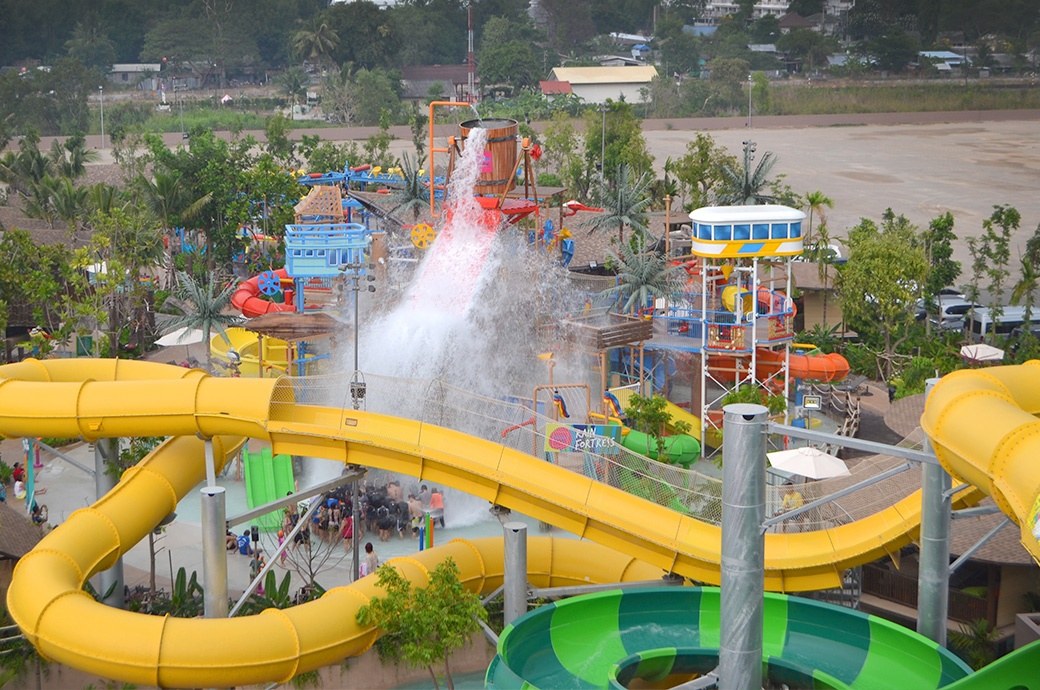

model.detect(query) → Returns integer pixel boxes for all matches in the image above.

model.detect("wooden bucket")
[459,118,519,195]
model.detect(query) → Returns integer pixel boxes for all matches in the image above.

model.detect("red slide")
[708,348,850,384]
[231,268,296,318]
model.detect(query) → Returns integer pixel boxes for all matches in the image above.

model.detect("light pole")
[98,85,105,149]
[598,103,609,185]
[340,260,375,581]
[747,73,753,129]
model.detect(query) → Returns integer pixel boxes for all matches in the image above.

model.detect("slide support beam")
[201,486,229,619]
[94,438,124,609]
[720,403,767,690]
[503,521,528,627]
[917,379,951,646]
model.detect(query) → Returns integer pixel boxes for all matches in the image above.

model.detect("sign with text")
[545,424,622,455]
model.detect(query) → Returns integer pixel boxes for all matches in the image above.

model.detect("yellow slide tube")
[922,362,1040,563]
[0,359,993,688]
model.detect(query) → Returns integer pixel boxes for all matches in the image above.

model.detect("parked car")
[915,293,978,331]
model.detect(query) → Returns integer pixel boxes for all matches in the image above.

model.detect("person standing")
[418,484,431,512]
[363,542,379,577]
[429,488,445,528]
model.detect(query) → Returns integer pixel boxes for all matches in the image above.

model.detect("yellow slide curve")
[922,362,1040,565]
[0,358,1024,688]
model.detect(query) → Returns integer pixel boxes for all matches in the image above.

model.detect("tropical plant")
[715,140,778,206]
[803,190,833,249]
[160,271,239,372]
[623,393,692,458]
[293,16,340,70]
[356,558,487,690]
[949,618,998,670]
[584,163,653,244]
[600,237,680,314]
[391,152,428,222]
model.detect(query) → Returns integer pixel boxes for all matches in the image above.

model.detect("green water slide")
[487,586,1036,690]
[243,447,295,532]
[618,428,700,468]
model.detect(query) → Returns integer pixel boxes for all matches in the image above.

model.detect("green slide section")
[487,587,991,690]
[618,428,700,469]
[243,447,295,533]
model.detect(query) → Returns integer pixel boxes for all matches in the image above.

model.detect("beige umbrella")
[767,446,850,480]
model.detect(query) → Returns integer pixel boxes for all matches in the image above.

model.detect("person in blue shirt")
[237,530,252,555]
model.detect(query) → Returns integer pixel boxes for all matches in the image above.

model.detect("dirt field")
[46,108,1040,268]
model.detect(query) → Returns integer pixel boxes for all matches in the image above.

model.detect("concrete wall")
[997,565,1038,628]
[571,84,650,105]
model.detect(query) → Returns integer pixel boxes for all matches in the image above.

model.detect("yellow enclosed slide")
[922,362,1040,563]
[0,359,1010,688]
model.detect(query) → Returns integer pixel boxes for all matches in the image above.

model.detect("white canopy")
[960,343,1004,363]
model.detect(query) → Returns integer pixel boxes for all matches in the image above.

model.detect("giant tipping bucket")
[459,118,519,195]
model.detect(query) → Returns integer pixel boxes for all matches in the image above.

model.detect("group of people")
[361,481,446,542]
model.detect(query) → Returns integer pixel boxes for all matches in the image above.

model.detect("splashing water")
[337,123,588,524]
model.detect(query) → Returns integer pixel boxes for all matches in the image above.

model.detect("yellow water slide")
[209,326,303,377]
[922,362,1040,564]
[0,359,1007,688]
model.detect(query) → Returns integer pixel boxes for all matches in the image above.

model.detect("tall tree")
[292,15,340,69]
[981,204,1021,332]
[920,212,960,335]
[583,163,654,245]
[838,210,928,379]
[64,14,117,72]
[802,190,833,249]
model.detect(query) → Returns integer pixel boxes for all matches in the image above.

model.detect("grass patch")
[769,81,1040,116]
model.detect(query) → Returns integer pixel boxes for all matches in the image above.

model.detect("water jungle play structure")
[3,116,1037,689]
[1,359,1038,689]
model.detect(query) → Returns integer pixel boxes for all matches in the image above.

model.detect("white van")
[916,294,979,331]
[967,306,1030,342]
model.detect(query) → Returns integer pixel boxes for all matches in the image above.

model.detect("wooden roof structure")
[242,312,346,343]
[562,312,654,350]
[294,185,344,223]
[0,500,42,560]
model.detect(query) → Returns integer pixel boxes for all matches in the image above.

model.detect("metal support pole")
[917,378,951,646]
[204,438,217,488]
[503,521,528,627]
[719,403,767,690]
[201,486,229,619]
[94,438,124,609]
[352,476,361,581]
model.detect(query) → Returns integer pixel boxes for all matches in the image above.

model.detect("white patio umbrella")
[767,446,850,480]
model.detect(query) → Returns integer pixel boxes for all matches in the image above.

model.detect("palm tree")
[391,152,428,222]
[583,163,654,245]
[803,190,833,249]
[51,177,90,234]
[137,171,212,238]
[276,67,310,120]
[1011,255,1040,330]
[715,141,777,206]
[600,236,680,314]
[293,17,340,70]
[161,271,239,373]
[48,134,99,180]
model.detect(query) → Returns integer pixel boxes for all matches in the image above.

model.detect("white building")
[547,66,658,105]
[701,1,790,24]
